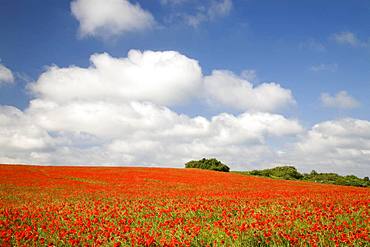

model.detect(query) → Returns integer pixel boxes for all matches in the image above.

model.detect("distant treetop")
[185,158,230,172]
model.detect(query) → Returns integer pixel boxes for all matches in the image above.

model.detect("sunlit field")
[0,165,369,246]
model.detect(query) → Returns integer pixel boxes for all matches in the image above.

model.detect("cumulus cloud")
[0,106,52,152]
[1,100,302,168]
[321,91,360,109]
[71,0,155,38]
[0,64,14,84]
[30,50,202,106]
[204,70,295,112]
[282,118,370,176]
[2,49,369,176]
[0,49,304,170]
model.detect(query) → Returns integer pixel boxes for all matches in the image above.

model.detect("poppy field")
[0,165,369,246]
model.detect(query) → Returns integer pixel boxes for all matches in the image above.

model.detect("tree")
[185,158,230,172]
[310,170,318,176]
[249,166,303,180]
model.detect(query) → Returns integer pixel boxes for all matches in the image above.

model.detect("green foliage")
[248,166,304,180]
[240,166,369,187]
[185,158,230,172]
[303,171,370,187]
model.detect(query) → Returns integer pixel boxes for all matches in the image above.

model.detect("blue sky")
[0,0,369,176]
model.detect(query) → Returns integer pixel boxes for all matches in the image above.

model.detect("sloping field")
[0,165,369,246]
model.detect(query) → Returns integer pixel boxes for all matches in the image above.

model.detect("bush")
[303,172,370,187]
[249,166,303,180]
[242,166,369,187]
[185,158,230,172]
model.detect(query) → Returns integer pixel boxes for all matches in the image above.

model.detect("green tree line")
[241,166,370,187]
[184,158,369,187]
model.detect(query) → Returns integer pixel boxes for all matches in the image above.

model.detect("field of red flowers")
[0,165,369,246]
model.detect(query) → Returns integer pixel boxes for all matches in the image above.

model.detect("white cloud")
[1,100,302,169]
[2,49,369,176]
[309,63,337,72]
[184,13,207,28]
[208,0,232,20]
[182,0,232,27]
[71,0,155,38]
[332,31,367,47]
[321,91,360,109]
[30,50,202,106]
[0,49,304,170]
[282,118,370,176]
[204,70,295,112]
[332,32,359,46]
[0,106,53,152]
[0,64,14,84]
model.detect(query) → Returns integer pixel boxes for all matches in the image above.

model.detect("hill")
[0,164,369,246]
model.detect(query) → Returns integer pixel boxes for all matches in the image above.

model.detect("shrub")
[303,172,370,187]
[243,166,369,187]
[249,166,303,180]
[185,158,230,172]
